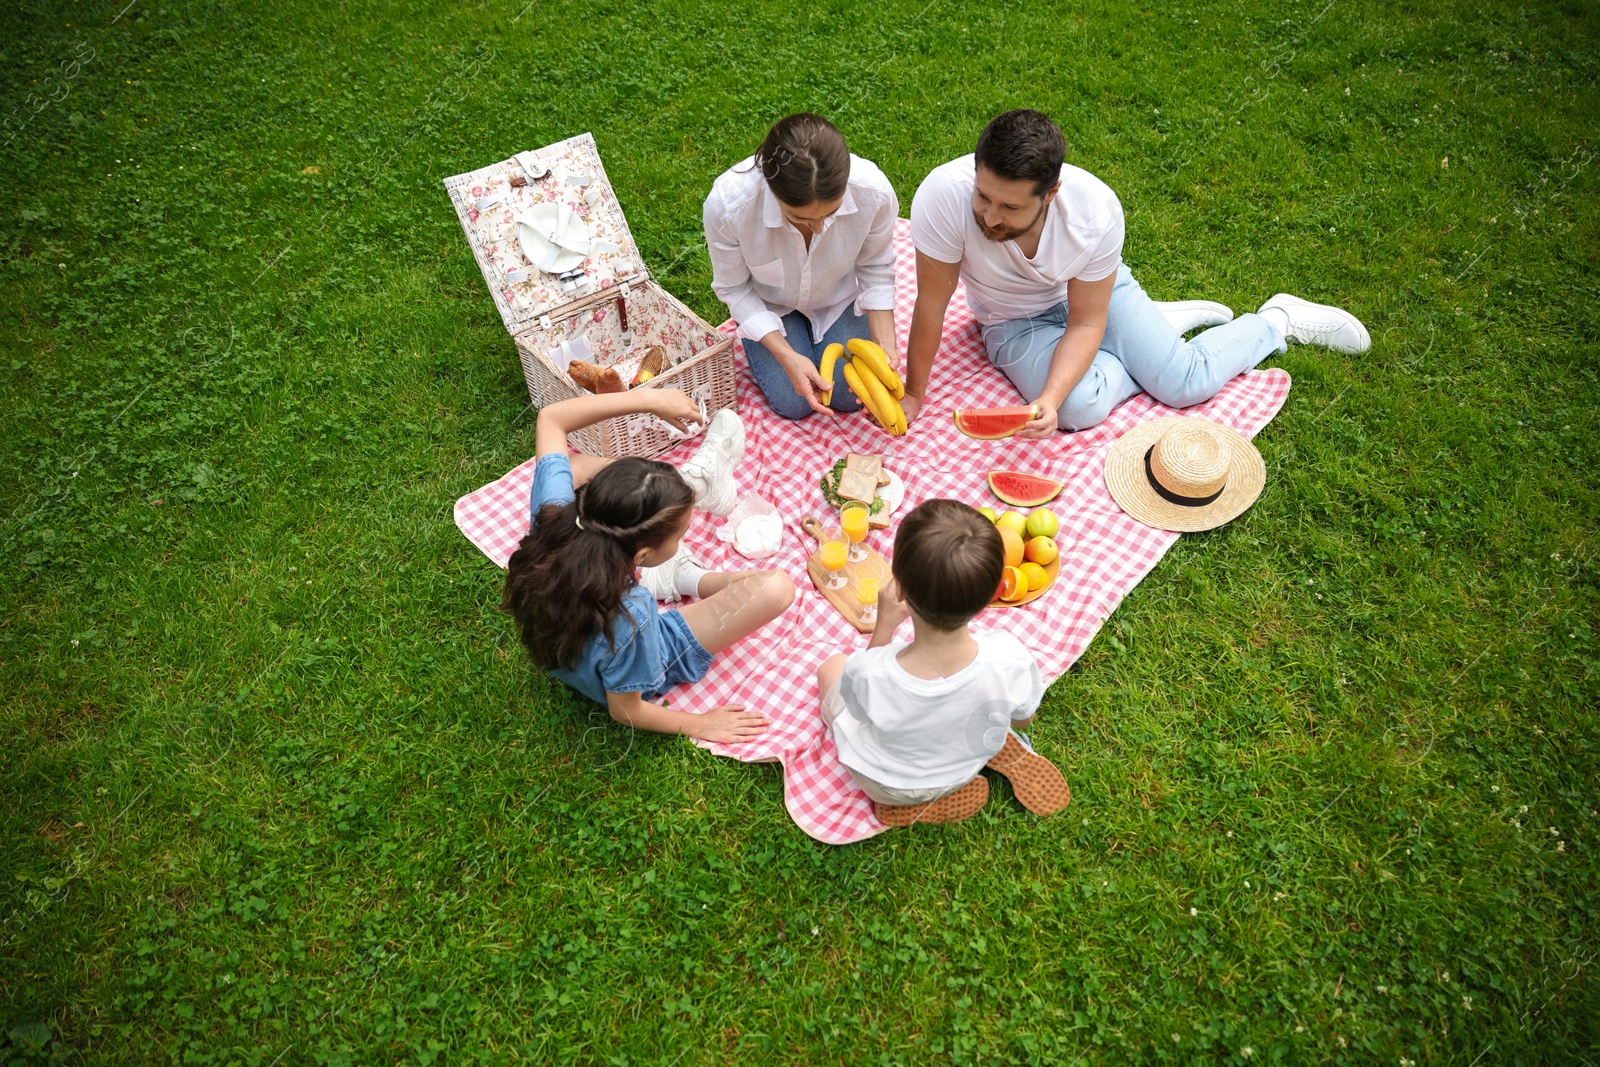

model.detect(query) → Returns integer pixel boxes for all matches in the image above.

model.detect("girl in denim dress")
[503,388,794,744]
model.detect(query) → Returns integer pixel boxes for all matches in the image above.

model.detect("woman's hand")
[864,309,901,372]
[775,349,832,416]
[648,388,706,432]
[690,705,770,743]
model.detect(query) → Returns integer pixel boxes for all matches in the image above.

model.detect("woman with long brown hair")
[703,113,900,420]
[504,390,793,743]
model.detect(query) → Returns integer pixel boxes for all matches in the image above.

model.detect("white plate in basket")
[515,202,589,274]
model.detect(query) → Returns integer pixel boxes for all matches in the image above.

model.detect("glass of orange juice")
[818,525,849,590]
[856,577,879,625]
[840,501,870,563]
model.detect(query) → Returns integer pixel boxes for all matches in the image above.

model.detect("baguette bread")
[569,360,624,394]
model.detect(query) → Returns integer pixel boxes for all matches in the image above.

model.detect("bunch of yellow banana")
[820,339,907,435]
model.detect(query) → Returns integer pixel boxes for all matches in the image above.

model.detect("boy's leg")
[812,310,867,413]
[871,776,990,826]
[862,776,970,806]
[740,310,821,421]
[985,730,1072,816]
[981,307,1141,431]
[675,570,796,655]
[1100,266,1284,410]
[816,654,847,712]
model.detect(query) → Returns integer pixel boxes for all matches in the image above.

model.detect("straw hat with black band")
[1104,416,1266,532]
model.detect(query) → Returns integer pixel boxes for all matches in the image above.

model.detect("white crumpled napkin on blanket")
[715,495,785,560]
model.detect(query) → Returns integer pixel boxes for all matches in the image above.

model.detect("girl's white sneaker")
[679,409,745,518]
[639,543,703,603]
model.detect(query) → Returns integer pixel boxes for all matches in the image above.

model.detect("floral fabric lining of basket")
[443,133,648,335]
[539,283,725,376]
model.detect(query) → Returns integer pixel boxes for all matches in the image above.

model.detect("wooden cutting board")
[799,516,890,634]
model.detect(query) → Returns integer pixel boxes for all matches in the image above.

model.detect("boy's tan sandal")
[873,775,989,828]
[985,733,1071,816]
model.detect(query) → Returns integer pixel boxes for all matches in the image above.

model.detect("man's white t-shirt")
[909,154,1125,325]
[831,630,1045,791]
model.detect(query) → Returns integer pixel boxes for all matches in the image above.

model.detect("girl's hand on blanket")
[650,389,706,432]
[1016,403,1059,440]
[692,705,770,743]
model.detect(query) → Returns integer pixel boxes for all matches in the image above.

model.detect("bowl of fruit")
[966,454,1063,610]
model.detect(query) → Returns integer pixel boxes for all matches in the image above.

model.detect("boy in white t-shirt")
[816,499,1072,826]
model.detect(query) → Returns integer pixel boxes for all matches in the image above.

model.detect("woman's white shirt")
[703,154,899,343]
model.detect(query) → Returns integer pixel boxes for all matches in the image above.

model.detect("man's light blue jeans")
[980,265,1285,431]
[741,308,867,421]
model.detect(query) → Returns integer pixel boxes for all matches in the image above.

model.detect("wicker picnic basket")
[442,133,736,458]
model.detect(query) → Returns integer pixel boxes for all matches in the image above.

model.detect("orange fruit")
[999,565,1028,602]
[1024,535,1058,566]
[1019,561,1049,592]
[999,526,1025,570]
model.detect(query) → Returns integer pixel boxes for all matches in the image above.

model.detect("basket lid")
[442,133,651,337]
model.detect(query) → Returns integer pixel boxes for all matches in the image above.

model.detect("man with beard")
[901,109,1369,436]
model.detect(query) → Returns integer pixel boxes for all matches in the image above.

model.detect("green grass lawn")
[3,0,1598,1062]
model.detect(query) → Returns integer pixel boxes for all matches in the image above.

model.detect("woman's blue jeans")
[980,265,1286,431]
[741,308,868,421]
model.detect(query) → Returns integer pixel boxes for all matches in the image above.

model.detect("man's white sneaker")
[638,543,703,603]
[1258,293,1371,354]
[679,409,744,518]
[1155,299,1234,335]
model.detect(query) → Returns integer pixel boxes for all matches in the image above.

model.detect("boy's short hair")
[974,109,1066,196]
[892,499,1005,631]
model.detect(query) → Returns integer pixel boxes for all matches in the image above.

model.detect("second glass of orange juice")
[840,501,870,563]
[819,526,849,590]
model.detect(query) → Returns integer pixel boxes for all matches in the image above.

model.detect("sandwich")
[835,467,879,507]
[846,452,891,486]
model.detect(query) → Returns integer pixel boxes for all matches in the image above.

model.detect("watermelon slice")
[988,469,1065,507]
[952,404,1039,440]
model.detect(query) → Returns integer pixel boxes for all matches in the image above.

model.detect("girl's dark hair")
[891,499,1005,632]
[974,109,1066,196]
[749,113,851,207]
[503,458,694,670]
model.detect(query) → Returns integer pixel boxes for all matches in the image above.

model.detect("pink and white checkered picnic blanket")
[455,220,1291,844]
